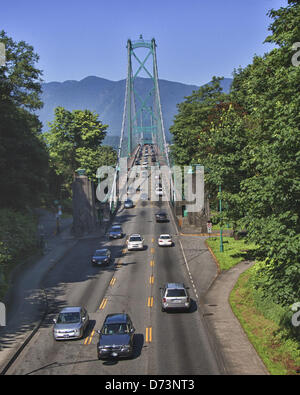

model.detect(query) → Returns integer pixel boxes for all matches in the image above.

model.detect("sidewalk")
[179,234,269,375]
[202,261,269,375]
[0,212,77,374]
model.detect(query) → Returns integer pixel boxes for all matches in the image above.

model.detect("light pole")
[219,184,224,252]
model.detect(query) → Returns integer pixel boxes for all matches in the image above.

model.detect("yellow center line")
[146,327,152,343]
[88,330,95,345]
[149,275,154,284]
[84,329,95,345]
[147,296,154,307]
[150,247,155,254]
[151,238,154,243]
[150,260,155,267]
[99,298,107,310]
[110,277,116,286]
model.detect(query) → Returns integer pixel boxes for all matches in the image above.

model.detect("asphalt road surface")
[6,195,221,375]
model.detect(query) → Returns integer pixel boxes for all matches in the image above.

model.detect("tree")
[229,1,300,305]
[169,77,227,166]
[0,31,49,209]
[76,145,117,183]
[44,107,113,196]
[0,30,43,111]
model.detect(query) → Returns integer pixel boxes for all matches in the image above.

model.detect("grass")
[230,267,300,375]
[206,236,258,270]
[207,235,300,375]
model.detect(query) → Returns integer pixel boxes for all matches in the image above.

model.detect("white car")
[158,234,173,247]
[127,234,144,251]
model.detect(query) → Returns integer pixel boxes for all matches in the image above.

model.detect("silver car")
[160,283,191,312]
[53,306,89,340]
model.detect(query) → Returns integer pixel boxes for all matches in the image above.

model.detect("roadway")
[6,202,220,375]
[6,147,221,375]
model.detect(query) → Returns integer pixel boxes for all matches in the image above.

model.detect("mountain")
[37,76,232,146]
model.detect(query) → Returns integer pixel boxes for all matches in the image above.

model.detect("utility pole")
[219,184,224,252]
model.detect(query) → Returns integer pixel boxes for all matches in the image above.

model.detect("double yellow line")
[84,330,95,345]
[110,277,116,286]
[145,327,152,343]
[99,298,108,310]
[147,296,154,307]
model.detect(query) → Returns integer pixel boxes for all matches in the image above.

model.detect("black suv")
[155,211,168,222]
[97,313,135,359]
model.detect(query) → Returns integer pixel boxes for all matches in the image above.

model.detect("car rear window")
[130,236,142,241]
[166,289,186,297]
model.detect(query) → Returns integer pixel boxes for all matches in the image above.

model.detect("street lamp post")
[219,184,224,252]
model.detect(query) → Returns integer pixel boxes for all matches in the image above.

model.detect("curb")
[205,240,221,275]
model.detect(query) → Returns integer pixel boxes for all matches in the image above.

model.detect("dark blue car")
[108,225,124,239]
[97,313,135,359]
[91,248,111,266]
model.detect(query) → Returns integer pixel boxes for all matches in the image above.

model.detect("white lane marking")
[178,238,199,300]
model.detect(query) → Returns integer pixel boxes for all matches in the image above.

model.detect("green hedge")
[0,209,38,299]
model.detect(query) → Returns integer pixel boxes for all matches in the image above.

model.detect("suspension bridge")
[108,35,173,212]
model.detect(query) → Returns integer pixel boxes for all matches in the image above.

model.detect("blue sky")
[1,0,288,86]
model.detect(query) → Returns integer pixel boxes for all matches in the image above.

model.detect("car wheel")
[161,306,165,312]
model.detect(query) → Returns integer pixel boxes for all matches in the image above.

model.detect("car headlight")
[98,345,106,350]
[121,345,130,351]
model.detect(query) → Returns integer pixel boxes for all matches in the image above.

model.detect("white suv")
[127,234,144,251]
[160,283,191,312]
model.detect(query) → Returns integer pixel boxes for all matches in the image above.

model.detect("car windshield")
[160,235,171,239]
[111,226,121,231]
[166,289,186,297]
[102,323,129,335]
[57,312,81,324]
[95,250,107,256]
[130,236,142,242]
[157,213,166,217]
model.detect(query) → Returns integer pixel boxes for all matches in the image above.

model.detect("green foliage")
[0,30,43,111]
[231,265,300,375]
[206,236,258,271]
[0,209,38,298]
[170,76,227,167]
[0,31,49,210]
